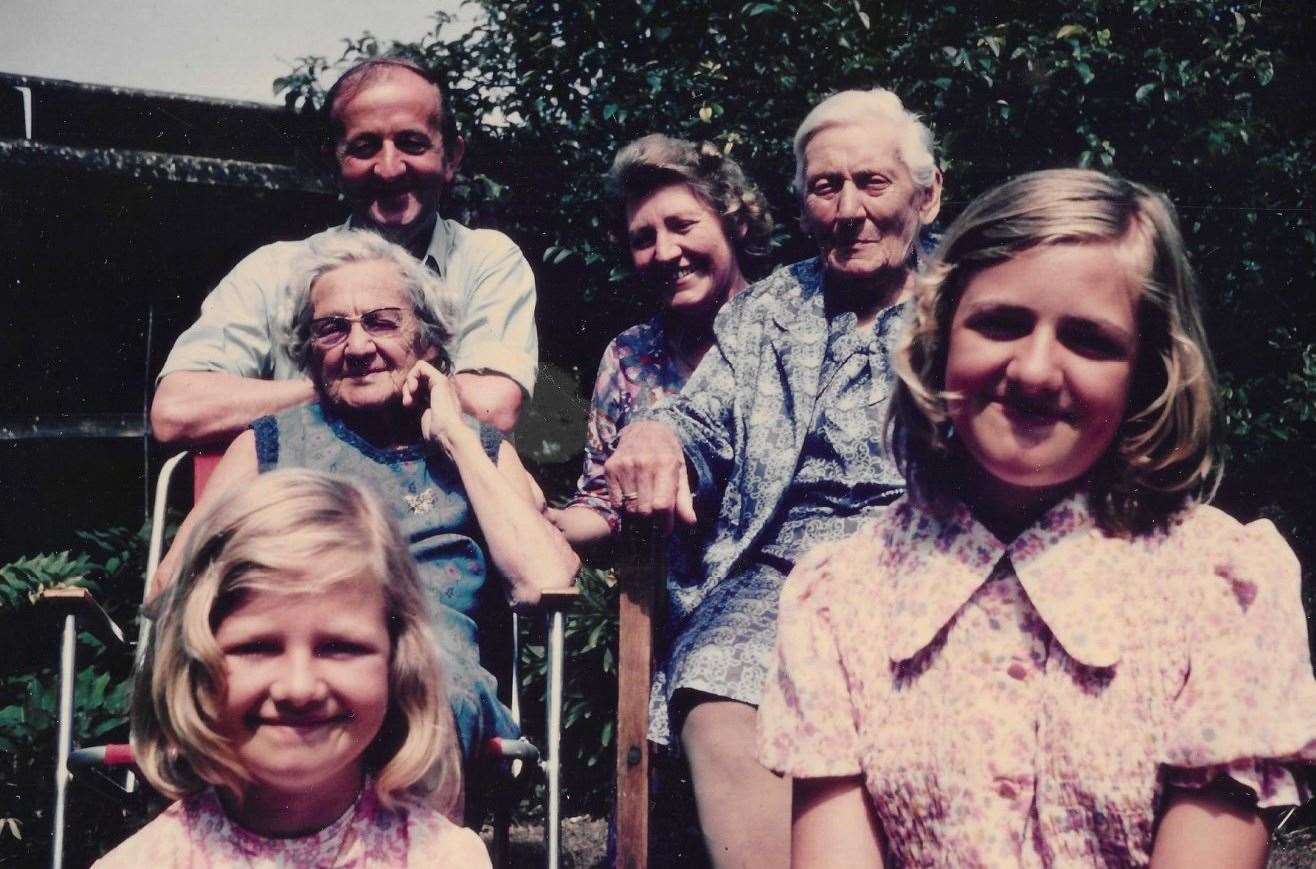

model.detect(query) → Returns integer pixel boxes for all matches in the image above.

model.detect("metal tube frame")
[50,614,76,869]
[544,609,566,869]
[118,448,188,800]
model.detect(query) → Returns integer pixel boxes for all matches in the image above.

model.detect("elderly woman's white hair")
[792,88,938,195]
[284,229,461,371]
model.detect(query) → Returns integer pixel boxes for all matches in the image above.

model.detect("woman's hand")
[604,420,697,533]
[403,360,469,452]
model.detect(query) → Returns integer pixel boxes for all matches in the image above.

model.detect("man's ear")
[919,168,944,225]
[442,135,466,182]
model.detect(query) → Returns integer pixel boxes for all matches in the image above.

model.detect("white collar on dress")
[881,493,1124,669]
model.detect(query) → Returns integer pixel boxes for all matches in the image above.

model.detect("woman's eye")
[1061,324,1127,359]
[362,309,404,333]
[320,640,370,657]
[966,311,1030,340]
[226,640,280,656]
[628,229,655,250]
[310,318,349,340]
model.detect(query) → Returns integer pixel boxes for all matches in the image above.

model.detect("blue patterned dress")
[252,402,521,761]
[640,258,906,745]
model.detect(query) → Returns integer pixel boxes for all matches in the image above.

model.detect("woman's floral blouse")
[759,493,1316,867]
[564,315,686,532]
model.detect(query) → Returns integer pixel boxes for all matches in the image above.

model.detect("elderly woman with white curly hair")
[604,89,943,866]
[151,228,579,764]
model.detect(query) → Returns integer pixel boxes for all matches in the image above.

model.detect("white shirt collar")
[341,213,451,277]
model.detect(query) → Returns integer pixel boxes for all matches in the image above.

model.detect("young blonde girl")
[96,468,489,867]
[759,169,1316,867]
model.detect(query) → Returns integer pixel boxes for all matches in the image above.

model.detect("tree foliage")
[282,0,1310,816]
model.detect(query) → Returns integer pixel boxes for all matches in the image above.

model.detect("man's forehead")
[804,123,903,169]
[332,67,444,128]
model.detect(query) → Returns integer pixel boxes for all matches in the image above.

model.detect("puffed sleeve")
[758,541,865,779]
[1162,514,1316,807]
[91,800,190,867]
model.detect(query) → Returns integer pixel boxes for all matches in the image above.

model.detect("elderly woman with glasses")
[151,228,579,762]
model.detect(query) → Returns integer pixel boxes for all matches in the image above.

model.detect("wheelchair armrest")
[35,587,129,651]
[509,586,579,615]
[483,736,541,763]
[533,587,579,612]
[68,744,135,770]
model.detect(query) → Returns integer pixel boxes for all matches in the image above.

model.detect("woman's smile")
[625,182,746,320]
[996,394,1072,427]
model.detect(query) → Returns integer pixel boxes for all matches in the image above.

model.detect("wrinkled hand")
[402,360,467,449]
[604,421,697,534]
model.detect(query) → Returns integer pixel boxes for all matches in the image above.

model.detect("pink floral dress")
[93,786,490,867]
[759,493,1316,867]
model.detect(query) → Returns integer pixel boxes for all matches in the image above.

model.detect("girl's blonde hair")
[132,468,461,814]
[892,168,1220,534]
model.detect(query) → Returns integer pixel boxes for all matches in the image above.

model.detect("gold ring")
[621,492,639,501]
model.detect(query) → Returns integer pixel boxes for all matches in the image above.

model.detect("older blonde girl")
[760,169,1316,867]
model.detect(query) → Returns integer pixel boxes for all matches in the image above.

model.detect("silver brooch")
[404,488,439,514]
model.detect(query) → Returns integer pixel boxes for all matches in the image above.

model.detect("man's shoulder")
[224,227,334,280]
[443,218,522,257]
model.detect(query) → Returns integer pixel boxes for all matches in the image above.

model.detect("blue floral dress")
[640,258,906,745]
[252,403,520,761]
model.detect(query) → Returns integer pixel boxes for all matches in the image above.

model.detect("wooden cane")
[614,521,663,869]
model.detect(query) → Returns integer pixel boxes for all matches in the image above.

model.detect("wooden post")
[614,523,663,869]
